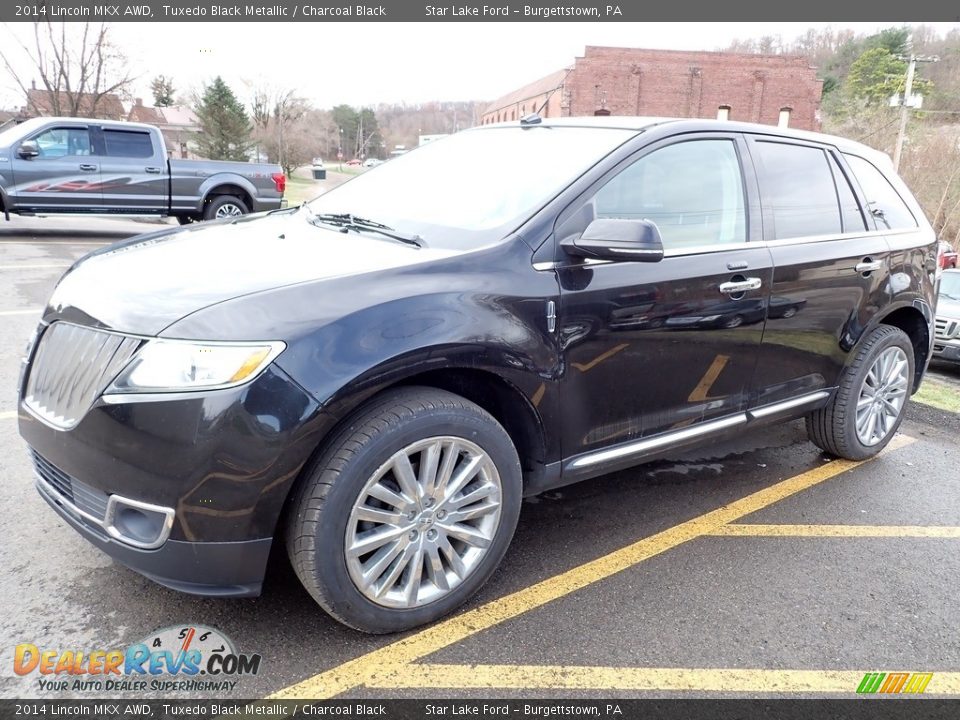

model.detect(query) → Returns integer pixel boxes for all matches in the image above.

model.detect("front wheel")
[286,387,522,633]
[806,325,914,460]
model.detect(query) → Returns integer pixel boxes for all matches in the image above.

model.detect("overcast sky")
[1,21,958,110]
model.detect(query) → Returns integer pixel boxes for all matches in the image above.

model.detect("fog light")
[105,496,174,550]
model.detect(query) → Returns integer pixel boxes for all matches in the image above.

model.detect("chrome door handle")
[145,166,162,174]
[855,260,883,273]
[719,277,762,294]
[79,164,97,171]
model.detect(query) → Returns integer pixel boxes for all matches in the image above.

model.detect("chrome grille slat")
[934,318,958,341]
[24,322,141,429]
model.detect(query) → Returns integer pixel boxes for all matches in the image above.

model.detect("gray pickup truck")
[0,117,285,223]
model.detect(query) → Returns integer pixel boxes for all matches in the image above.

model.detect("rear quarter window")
[843,153,917,230]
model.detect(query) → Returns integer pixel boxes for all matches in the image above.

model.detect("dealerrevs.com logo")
[14,624,262,693]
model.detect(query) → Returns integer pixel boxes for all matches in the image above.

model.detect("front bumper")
[932,340,960,363]
[37,474,271,596]
[19,360,323,596]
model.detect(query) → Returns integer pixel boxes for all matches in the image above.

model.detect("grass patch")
[284,176,323,206]
[914,376,960,414]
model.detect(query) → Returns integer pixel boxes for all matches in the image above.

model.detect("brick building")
[482,46,823,131]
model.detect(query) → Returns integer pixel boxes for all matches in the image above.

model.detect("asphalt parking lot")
[2,217,960,700]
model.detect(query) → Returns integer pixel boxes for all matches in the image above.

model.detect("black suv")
[18,117,937,633]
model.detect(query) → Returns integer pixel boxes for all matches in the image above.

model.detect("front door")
[557,134,772,463]
[9,124,101,211]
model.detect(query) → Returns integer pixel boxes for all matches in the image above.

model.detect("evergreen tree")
[150,75,176,107]
[192,77,253,161]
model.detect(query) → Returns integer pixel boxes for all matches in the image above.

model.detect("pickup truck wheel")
[286,387,522,634]
[204,195,248,220]
[806,325,913,460]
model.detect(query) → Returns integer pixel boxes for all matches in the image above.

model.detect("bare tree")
[246,81,311,171]
[0,21,134,118]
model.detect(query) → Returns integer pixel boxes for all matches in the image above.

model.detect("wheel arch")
[873,302,932,393]
[278,364,549,538]
[199,179,255,214]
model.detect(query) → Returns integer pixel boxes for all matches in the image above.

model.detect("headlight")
[106,340,285,393]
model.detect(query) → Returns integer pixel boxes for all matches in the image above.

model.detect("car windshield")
[307,125,636,248]
[940,273,960,301]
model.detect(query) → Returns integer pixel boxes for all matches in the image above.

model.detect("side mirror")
[17,140,39,159]
[561,218,664,263]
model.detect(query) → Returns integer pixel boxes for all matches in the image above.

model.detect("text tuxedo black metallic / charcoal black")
[18,117,937,633]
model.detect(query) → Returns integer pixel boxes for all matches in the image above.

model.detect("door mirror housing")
[17,140,39,159]
[561,218,664,263]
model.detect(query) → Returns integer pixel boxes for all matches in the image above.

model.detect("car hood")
[46,210,460,336]
[937,295,960,320]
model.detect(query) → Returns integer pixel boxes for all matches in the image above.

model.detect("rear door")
[94,126,167,212]
[8,124,101,210]
[557,133,773,464]
[745,135,890,407]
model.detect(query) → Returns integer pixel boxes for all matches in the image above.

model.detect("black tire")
[285,386,522,634]
[203,195,249,221]
[806,325,914,460]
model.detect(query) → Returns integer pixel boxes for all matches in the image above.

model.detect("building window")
[717,105,731,121]
[778,107,792,128]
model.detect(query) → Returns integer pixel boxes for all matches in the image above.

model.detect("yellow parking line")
[0,411,16,421]
[0,264,70,270]
[269,434,914,699]
[711,524,960,538]
[0,309,41,317]
[365,663,960,694]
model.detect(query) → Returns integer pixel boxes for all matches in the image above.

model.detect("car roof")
[474,115,890,166]
[9,116,158,133]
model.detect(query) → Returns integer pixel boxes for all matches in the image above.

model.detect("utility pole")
[892,50,938,171]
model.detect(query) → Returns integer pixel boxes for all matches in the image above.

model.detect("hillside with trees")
[726,25,960,246]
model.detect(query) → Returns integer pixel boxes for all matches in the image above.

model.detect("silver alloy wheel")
[855,346,909,446]
[214,202,244,219]
[345,436,503,609]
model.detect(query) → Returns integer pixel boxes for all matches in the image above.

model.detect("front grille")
[24,322,140,429]
[31,450,109,521]
[935,318,959,341]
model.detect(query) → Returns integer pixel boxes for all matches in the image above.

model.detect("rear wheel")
[286,387,522,633]
[806,325,913,460]
[203,195,248,221]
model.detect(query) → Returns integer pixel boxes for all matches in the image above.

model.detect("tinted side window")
[828,154,867,233]
[32,128,92,158]
[595,139,746,248]
[754,141,841,240]
[103,130,154,158]
[843,154,917,230]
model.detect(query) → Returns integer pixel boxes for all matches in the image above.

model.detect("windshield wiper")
[304,209,423,248]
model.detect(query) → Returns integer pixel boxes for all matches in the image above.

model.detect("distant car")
[345,158,362,166]
[363,158,384,168]
[939,241,958,270]
[311,157,325,168]
[933,269,960,365]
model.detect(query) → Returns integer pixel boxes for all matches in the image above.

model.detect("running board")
[565,390,832,475]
